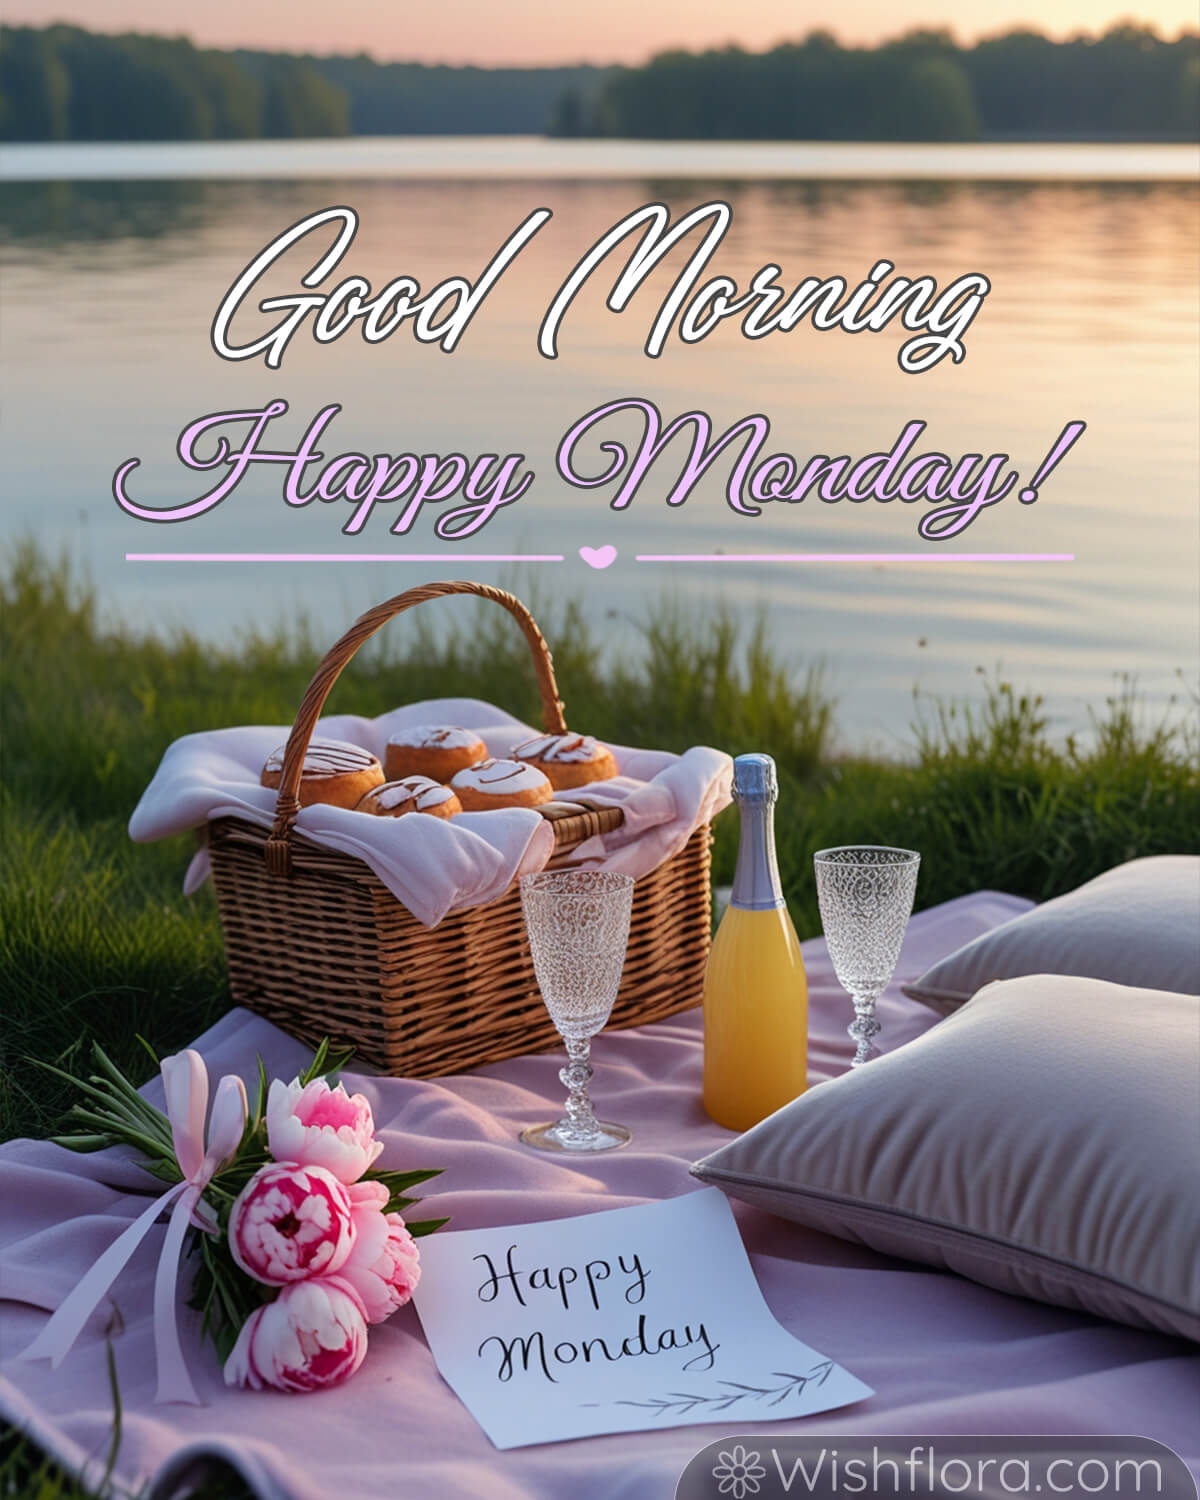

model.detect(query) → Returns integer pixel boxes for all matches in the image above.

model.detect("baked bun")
[356,776,461,820]
[384,724,488,783]
[261,738,384,810]
[450,758,553,812]
[513,732,618,791]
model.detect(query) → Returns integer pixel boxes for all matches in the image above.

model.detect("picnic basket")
[205,580,714,1077]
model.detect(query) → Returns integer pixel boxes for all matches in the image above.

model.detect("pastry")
[512,732,618,791]
[450,758,553,812]
[356,776,461,820]
[383,724,488,783]
[261,738,384,810]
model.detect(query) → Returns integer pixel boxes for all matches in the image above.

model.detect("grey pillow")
[902,856,1200,1015]
[692,974,1200,1341]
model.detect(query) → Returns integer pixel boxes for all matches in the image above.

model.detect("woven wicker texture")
[206,582,714,1077]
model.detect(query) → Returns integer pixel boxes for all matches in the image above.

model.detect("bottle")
[702,753,808,1131]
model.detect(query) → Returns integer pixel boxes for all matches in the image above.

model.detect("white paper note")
[411,1187,872,1449]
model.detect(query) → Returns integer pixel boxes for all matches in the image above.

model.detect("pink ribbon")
[19,1050,247,1405]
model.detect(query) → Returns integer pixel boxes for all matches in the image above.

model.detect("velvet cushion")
[902,856,1200,1015]
[692,973,1200,1341]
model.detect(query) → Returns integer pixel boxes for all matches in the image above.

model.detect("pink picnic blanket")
[1,892,1196,1499]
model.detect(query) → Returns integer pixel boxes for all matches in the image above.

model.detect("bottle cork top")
[732,753,777,802]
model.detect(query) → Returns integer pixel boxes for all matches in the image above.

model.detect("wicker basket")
[206,580,713,1077]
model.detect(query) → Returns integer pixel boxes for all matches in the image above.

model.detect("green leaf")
[323,1047,353,1079]
[298,1038,330,1086]
[405,1216,449,1238]
[296,1038,354,1086]
[368,1167,443,1192]
[190,1225,276,1366]
[253,1055,269,1128]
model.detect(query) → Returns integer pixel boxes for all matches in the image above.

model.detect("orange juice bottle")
[703,754,808,1131]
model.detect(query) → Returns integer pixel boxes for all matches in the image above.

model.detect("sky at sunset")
[5,0,1195,64]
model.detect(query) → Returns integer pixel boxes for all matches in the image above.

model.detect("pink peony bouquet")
[27,1040,443,1401]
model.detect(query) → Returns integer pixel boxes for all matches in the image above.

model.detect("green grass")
[1,542,1197,1497]
[0,1433,116,1500]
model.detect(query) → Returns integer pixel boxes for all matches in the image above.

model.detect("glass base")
[520,1119,632,1153]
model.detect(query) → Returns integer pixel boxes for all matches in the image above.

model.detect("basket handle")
[265,580,567,875]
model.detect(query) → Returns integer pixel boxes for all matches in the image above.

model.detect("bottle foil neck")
[730,796,785,911]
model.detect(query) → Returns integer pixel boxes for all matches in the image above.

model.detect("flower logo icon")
[711,1445,766,1498]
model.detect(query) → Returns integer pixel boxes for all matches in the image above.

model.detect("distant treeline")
[0,25,609,141]
[309,54,612,136]
[0,21,1196,144]
[0,27,348,140]
[568,27,1200,141]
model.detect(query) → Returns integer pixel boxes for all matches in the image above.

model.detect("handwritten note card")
[410,1188,872,1449]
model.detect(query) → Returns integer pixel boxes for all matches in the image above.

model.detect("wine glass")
[814,846,920,1067]
[518,869,635,1152]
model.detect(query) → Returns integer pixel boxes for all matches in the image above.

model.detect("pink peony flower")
[338,1186,422,1324]
[266,1077,383,1185]
[229,1163,356,1286]
[223,1279,368,1393]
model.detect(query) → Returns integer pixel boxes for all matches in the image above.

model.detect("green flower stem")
[34,1063,137,1118]
[67,1098,150,1135]
[47,1072,172,1155]
[89,1044,175,1114]
[88,1062,175,1146]
[64,1109,180,1169]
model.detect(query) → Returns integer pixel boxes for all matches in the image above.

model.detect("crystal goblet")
[518,869,635,1152]
[814,846,920,1067]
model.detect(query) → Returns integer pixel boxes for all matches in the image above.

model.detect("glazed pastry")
[383,724,488,783]
[261,738,384,810]
[356,776,461,820]
[450,757,553,812]
[513,732,618,791]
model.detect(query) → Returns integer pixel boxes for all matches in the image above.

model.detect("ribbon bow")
[20,1050,247,1405]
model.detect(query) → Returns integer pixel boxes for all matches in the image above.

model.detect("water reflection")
[2,173,1193,249]
[0,152,1195,742]
[0,178,213,246]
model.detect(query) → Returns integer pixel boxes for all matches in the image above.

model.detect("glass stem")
[560,1036,599,1140]
[848,992,882,1067]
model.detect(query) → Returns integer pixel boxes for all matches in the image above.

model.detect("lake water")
[1,138,1196,747]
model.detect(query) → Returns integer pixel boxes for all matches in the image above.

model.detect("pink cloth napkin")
[127,697,732,926]
[2,892,1196,1500]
